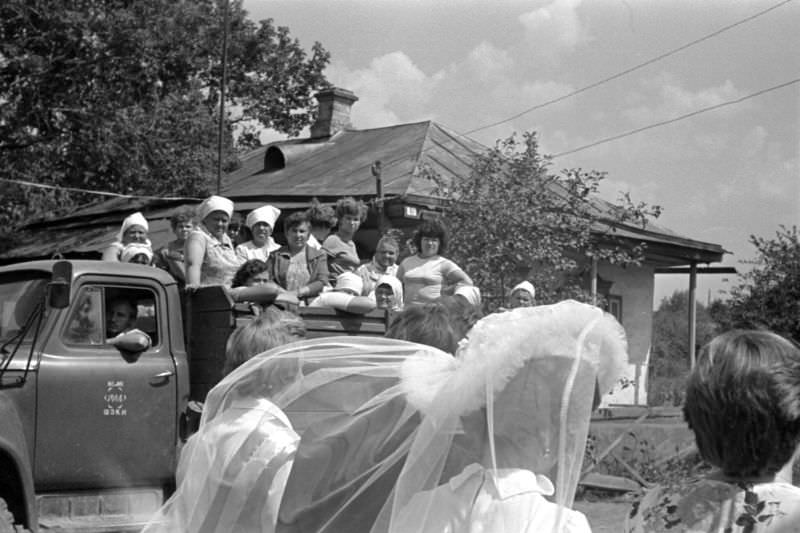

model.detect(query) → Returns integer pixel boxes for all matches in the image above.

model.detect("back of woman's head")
[684,329,800,478]
[385,301,473,355]
[223,307,306,375]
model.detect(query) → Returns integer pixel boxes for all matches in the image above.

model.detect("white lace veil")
[151,300,626,533]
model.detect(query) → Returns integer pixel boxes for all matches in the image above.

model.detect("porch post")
[688,262,697,368]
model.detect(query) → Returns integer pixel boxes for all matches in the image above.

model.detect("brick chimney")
[310,87,358,139]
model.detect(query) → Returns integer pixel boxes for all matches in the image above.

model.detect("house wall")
[597,262,654,406]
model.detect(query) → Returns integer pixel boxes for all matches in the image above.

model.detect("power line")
[551,77,800,159]
[0,177,201,202]
[464,0,795,136]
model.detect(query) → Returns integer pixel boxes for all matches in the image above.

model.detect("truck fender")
[0,400,36,533]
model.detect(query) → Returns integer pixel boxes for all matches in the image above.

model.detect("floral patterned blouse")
[625,478,800,533]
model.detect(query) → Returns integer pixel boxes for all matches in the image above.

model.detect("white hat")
[117,212,149,242]
[198,195,234,222]
[120,242,154,263]
[454,285,481,306]
[335,272,363,295]
[511,280,535,299]
[246,205,281,230]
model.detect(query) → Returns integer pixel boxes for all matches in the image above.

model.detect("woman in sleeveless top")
[184,195,243,287]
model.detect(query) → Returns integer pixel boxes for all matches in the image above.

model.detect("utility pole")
[371,160,384,234]
[216,0,230,194]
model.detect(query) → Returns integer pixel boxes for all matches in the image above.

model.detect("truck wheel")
[0,498,30,533]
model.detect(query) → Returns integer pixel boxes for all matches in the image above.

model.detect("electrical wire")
[464,0,795,135]
[551,77,800,158]
[0,177,201,201]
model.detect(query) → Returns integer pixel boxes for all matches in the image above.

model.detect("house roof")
[1,119,726,267]
[222,120,486,200]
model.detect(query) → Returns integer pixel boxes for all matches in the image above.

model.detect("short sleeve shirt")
[625,478,800,533]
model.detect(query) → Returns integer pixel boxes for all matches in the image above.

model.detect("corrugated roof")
[221,121,486,200]
[1,119,726,265]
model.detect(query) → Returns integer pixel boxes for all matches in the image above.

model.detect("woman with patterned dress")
[268,211,329,303]
[625,330,800,533]
[184,195,243,287]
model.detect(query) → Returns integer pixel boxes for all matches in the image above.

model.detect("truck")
[0,260,389,532]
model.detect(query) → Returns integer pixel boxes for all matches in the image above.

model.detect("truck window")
[62,286,160,346]
[63,286,104,345]
[0,273,49,349]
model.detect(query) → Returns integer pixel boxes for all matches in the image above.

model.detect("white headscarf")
[117,212,149,243]
[246,205,281,230]
[375,274,404,309]
[120,242,154,263]
[198,195,234,222]
[511,280,536,299]
[454,285,481,306]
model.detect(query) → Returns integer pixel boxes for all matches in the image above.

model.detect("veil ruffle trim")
[401,300,628,420]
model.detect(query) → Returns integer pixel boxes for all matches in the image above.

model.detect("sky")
[243,0,800,308]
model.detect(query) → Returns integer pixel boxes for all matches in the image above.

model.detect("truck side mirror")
[48,260,73,309]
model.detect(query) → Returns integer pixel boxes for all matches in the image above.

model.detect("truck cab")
[0,259,390,532]
[0,260,188,532]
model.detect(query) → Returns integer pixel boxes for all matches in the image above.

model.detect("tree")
[718,226,800,341]
[648,290,718,405]
[0,0,330,246]
[426,132,662,307]
[651,290,718,377]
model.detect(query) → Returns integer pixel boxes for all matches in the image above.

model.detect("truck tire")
[0,498,29,533]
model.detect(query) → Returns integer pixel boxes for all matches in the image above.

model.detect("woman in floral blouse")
[626,330,800,533]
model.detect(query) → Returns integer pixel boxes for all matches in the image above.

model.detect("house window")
[606,295,623,324]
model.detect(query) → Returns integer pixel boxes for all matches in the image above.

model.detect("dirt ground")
[574,499,631,532]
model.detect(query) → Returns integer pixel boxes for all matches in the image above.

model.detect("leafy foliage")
[0,0,330,245]
[426,132,662,308]
[713,226,800,342]
[649,290,719,405]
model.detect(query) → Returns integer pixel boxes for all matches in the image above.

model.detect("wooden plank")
[579,472,640,492]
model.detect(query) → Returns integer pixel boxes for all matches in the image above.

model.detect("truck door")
[35,282,178,489]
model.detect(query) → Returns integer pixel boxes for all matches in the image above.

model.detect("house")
[0,87,727,405]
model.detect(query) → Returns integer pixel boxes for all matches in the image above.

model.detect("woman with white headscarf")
[102,211,152,261]
[184,195,243,287]
[236,205,282,262]
[154,300,626,533]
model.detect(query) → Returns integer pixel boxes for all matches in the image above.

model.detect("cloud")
[623,77,747,125]
[464,41,514,83]
[518,0,588,51]
[326,51,439,128]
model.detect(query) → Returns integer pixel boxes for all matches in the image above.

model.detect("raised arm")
[184,233,206,287]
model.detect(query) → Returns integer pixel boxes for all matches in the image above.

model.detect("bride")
[146,300,628,533]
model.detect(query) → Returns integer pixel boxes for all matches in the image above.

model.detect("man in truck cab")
[106,297,138,339]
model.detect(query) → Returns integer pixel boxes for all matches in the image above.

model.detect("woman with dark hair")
[305,199,337,250]
[322,196,365,278]
[269,211,329,302]
[626,329,800,532]
[231,259,270,289]
[396,219,472,305]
